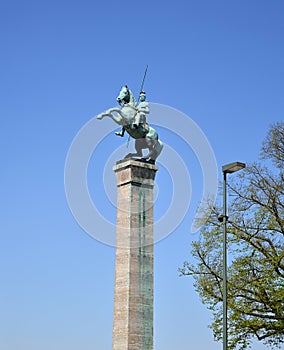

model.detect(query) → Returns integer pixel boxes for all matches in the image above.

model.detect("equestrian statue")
[97,85,163,163]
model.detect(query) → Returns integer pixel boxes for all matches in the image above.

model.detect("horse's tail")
[152,140,163,159]
[147,126,158,140]
[155,139,163,153]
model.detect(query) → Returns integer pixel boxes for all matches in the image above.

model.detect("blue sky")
[1,1,284,349]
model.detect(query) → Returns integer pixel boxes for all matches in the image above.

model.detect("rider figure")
[134,91,149,135]
[115,91,149,137]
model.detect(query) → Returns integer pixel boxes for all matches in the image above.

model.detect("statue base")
[122,156,156,165]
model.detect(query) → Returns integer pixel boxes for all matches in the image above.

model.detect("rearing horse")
[97,86,163,162]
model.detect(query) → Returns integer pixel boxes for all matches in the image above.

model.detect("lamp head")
[222,162,246,174]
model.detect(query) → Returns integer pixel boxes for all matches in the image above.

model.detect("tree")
[180,122,284,350]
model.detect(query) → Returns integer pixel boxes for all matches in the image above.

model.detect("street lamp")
[221,162,246,350]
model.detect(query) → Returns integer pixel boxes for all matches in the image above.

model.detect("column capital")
[113,159,158,188]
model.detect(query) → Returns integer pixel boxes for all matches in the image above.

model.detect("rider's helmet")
[139,91,146,101]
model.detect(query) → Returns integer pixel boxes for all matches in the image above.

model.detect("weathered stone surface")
[112,159,157,350]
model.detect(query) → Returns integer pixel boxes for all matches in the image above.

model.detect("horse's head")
[117,85,130,105]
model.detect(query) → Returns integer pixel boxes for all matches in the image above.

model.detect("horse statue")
[97,86,163,163]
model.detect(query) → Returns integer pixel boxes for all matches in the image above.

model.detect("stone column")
[112,159,158,350]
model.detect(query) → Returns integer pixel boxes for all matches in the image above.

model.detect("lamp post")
[221,162,246,350]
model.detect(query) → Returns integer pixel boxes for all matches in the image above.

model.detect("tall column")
[112,158,158,350]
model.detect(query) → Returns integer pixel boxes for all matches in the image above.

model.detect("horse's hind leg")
[135,139,143,157]
[124,139,143,159]
[142,137,154,160]
[143,139,163,161]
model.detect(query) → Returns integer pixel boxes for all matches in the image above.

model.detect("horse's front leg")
[97,107,122,125]
[97,112,108,120]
